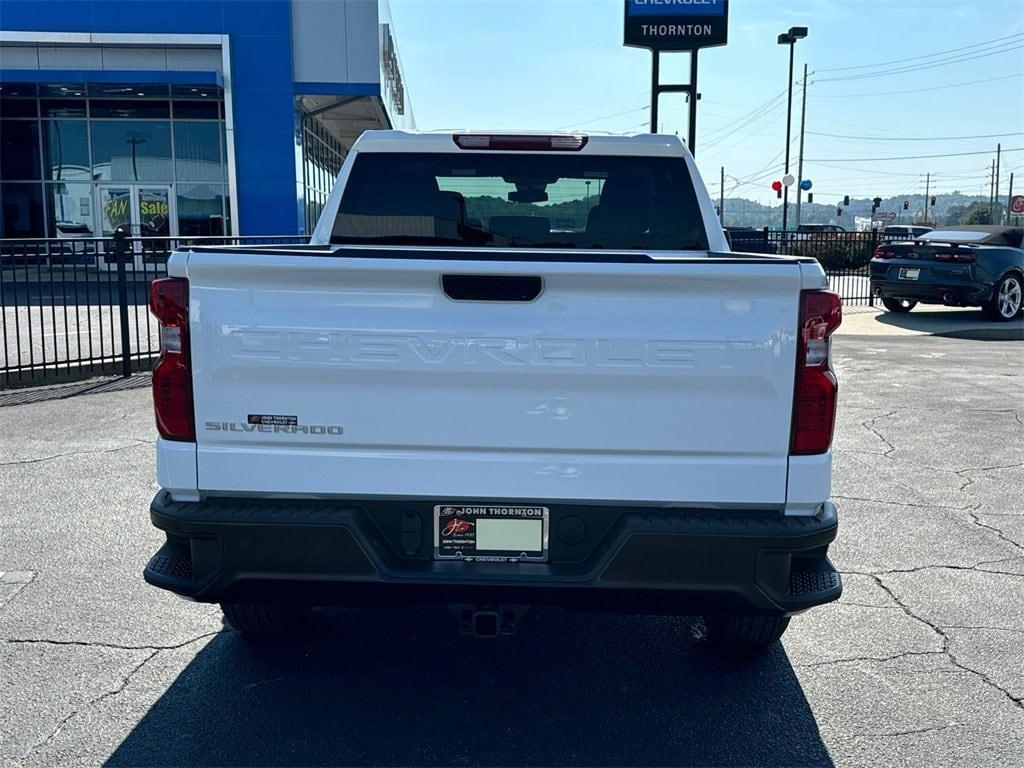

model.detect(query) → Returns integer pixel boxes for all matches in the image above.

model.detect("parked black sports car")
[870,226,1024,322]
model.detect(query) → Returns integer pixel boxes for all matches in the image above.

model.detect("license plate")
[434,505,548,562]
[898,268,920,280]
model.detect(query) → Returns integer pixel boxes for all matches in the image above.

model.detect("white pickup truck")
[144,131,842,652]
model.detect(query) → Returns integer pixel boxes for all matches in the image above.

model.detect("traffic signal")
[836,207,843,216]
[903,200,909,210]
[807,193,813,203]
[931,196,936,206]
[843,195,850,206]
[872,197,882,212]
[776,188,782,199]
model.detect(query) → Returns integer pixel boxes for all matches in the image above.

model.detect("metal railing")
[1,233,306,388]
[2,229,901,388]
[728,229,901,306]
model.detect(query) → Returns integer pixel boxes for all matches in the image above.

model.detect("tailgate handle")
[442,274,542,302]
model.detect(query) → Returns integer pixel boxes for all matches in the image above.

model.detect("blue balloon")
[800,179,813,191]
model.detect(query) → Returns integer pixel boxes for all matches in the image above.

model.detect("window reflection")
[42,120,90,181]
[91,121,172,182]
[174,122,222,182]
[0,120,42,180]
[177,183,226,236]
[46,181,94,237]
[0,183,45,238]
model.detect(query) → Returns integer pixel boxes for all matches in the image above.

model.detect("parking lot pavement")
[1,325,1021,767]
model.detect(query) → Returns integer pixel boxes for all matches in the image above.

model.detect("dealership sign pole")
[624,0,729,156]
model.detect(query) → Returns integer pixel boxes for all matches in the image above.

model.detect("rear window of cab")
[331,152,709,251]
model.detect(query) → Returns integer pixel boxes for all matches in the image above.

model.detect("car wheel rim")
[998,277,1022,318]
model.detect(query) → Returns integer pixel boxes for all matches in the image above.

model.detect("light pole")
[778,26,807,233]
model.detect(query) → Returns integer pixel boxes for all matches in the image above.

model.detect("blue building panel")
[1,0,402,236]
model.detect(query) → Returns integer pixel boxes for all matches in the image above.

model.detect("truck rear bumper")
[145,491,841,617]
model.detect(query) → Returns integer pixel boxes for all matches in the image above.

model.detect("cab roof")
[351,130,689,158]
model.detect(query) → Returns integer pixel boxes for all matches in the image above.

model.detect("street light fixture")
[778,26,808,233]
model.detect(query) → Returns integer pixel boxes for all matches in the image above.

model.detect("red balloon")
[771,180,783,192]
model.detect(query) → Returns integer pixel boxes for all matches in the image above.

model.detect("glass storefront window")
[42,120,90,181]
[0,120,42,180]
[174,121,222,182]
[45,181,95,238]
[0,183,45,238]
[173,101,219,120]
[41,99,87,118]
[0,98,39,118]
[91,120,172,182]
[177,183,226,236]
[90,99,170,119]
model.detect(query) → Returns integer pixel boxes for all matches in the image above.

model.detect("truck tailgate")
[186,251,800,505]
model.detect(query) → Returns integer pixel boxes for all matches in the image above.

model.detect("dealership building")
[0,0,413,239]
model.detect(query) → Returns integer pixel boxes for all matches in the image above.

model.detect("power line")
[556,105,648,130]
[700,90,792,154]
[815,32,1023,73]
[807,131,1024,142]
[816,42,1023,82]
[811,72,1023,99]
[699,88,788,141]
[806,147,1023,163]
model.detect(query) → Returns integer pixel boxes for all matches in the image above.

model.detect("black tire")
[982,273,1023,322]
[704,615,790,655]
[881,297,917,313]
[220,602,303,634]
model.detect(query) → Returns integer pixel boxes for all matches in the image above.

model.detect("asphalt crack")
[861,410,898,457]
[865,722,963,739]
[4,630,223,652]
[18,649,158,761]
[955,462,1024,492]
[833,495,979,512]
[0,440,152,468]
[868,574,1024,712]
[966,510,1024,554]
[12,630,225,761]
[796,650,944,669]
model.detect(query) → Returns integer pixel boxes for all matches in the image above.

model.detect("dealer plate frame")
[433,505,549,563]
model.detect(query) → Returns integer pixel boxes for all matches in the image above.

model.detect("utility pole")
[1008,172,1015,225]
[989,160,996,222]
[794,62,809,228]
[994,143,1002,223]
[923,172,930,225]
[777,26,807,232]
[720,166,725,223]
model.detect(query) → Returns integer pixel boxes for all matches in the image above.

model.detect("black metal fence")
[728,228,897,307]
[2,230,897,388]
[1,234,306,388]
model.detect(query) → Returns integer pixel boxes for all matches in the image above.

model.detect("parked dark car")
[724,226,777,254]
[882,225,932,238]
[870,226,1024,322]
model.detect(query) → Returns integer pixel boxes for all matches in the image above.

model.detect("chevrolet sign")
[624,0,729,51]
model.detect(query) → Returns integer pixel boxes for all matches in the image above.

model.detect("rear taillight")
[791,290,841,455]
[453,134,588,151]
[872,247,895,259]
[149,277,194,441]
[934,249,976,263]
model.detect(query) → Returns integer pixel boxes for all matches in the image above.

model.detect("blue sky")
[388,0,1024,206]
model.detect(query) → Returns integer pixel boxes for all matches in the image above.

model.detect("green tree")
[963,204,992,225]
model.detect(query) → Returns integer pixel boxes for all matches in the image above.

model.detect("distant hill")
[719,192,1003,229]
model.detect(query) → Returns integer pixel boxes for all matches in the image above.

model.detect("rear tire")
[982,274,1023,322]
[220,602,303,634]
[881,297,916,313]
[704,615,790,655]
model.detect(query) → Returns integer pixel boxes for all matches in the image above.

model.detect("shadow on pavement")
[106,606,832,767]
[873,308,1023,341]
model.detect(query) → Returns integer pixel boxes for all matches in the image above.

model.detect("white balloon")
[782,174,796,187]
